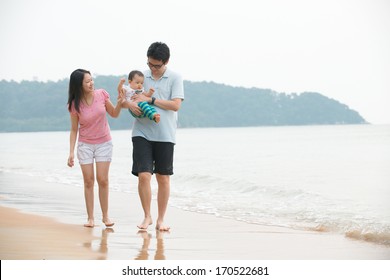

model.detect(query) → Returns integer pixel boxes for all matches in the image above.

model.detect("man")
[126,42,184,231]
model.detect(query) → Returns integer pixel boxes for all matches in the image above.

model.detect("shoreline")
[1,172,389,260]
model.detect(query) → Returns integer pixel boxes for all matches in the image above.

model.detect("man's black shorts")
[132,136,174,176]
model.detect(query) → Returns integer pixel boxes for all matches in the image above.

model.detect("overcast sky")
[1,0,389,124]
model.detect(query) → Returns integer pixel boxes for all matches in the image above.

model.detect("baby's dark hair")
[128,70,144,81]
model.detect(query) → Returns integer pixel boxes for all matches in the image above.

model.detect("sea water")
[0,125,389,245]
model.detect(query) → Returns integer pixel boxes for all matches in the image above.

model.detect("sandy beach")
[0,206,104,260]
[0,172,389,260]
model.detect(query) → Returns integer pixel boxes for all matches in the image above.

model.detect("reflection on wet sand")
[83,228,114,260]
[81,227,169,260]
[99,228,114,255]
[135,230,167,260]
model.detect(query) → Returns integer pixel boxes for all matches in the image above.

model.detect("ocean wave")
[312,224,390,246]
[345,229,390,246]
[171,173,390,246]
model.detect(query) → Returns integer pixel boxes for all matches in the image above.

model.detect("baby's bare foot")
[154,114,161,123]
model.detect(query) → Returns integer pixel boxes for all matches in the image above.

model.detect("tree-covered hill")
[0,76,366,132]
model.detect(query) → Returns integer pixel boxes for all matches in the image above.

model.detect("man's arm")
[131,94,182,112]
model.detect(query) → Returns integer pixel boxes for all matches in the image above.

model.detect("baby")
[118,70,160,123]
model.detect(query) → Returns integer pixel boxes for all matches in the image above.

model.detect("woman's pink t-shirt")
[70,89,112,144]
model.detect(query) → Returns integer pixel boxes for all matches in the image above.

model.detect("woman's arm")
[106,100,122,118]
[106,89,125,118]
[68,114,78,167]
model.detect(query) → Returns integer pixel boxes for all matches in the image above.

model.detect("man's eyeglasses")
[147,61,164,69]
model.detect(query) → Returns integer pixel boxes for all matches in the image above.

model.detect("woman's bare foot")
[137,216,153,230]
[102,218,115,227]
[84,219,95,228]
[156,220,170,232]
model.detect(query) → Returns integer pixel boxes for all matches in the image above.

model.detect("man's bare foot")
[137,216,153,230]
[154,114,160,123]
[84,219,95,228]
[102,218,115,227]
[156,220,170,232]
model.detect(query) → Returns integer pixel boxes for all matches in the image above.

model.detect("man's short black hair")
[147,42,170,63]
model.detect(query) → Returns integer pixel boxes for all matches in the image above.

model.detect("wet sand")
[0,206,103,260]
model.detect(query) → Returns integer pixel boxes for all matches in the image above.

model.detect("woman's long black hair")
[67,69,90,113]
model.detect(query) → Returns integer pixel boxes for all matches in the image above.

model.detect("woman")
[67,69,124,227]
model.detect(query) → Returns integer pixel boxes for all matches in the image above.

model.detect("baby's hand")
[117,78,126,93]
[144,87,155,97]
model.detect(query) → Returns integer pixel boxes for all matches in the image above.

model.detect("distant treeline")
[0,76,366,132]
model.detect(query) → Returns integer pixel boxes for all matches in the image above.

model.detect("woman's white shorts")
[77,141,113,165]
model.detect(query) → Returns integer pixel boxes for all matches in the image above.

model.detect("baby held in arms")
[118,70,160,123]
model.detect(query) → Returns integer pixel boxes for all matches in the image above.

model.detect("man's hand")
[124,100,143,116]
